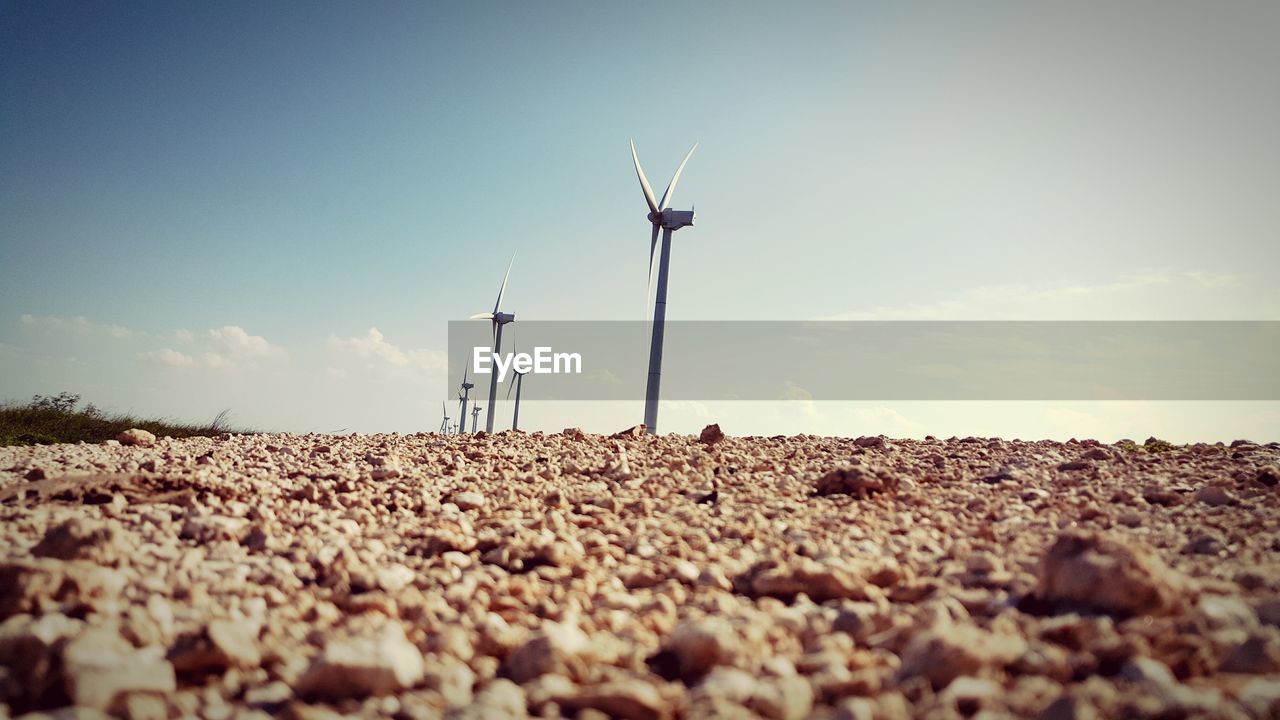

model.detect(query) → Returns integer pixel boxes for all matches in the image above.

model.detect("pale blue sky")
[2,2,1277,438]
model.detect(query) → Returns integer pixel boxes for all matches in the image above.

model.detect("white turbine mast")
[631,139,697,435]
[506,332,528,431]
[457,367,474,434]
[470,253,516,434]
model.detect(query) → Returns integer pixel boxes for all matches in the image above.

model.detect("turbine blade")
[494,252,514,314]
[506,378,515,399]
[469,312,494,320]
[659,143,697,210]
[631,139,659,214]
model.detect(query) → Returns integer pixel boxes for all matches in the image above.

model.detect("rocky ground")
[1,426,1279,720]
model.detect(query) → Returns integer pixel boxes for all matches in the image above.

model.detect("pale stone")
[117,428,157,447]
[61,626,176,711]
[452,492,485,511]
[295,623,425,699]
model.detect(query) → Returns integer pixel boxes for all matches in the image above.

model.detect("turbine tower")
[631,140,697,435]
[439,401,450,434]
[470,403,482,434]
[507,369,527,430]
[507,337,528,431]
[457,368,474,434]
[470,254,516,434]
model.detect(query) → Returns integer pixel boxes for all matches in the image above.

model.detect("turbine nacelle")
[647,209,695,230]
[660,209,695,230]
[470,311,516,325]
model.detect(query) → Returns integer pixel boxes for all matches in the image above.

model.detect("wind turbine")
[457,368,474,434]
[506,369,527,430]
[631,140,697,435]
[470,254,516,434]
[470,403,482,434]
[439,401,450,434]
[505,335,529,430]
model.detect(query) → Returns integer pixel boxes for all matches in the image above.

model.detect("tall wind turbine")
[439,401,450,434]
[457,368,474,434]
[470,254,516,434]
[631,140,697,435]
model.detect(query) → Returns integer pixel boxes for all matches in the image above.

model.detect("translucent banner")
[446,321,1280,401]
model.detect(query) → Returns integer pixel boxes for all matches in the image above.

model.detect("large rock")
[560,680,669,720]
[1192,485,1234,507]
[179,515,250,543]
[167,618,262,672]
[813,467,898,499]
[31,519,126,565]
[0,560,125,618]
[1037,531,1186,617]
[446,679,526,720]
[422,654,476,708]
[117,428,157,447]
[660,617,741,682]
[504,620,591,683]
[375,563,416,593]
[295,623,425,699]
[0,612,85,710]
[61,626,176,711]
[749,675,814,720]
[451,492,485,511]
[739,557,890,602]
[699,424,725,445]
[895,623,1026,689]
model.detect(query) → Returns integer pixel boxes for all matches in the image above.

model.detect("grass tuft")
[0,392,250,447]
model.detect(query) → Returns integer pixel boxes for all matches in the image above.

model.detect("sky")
[2,1,1278,440]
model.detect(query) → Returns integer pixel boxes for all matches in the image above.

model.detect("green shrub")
[0,393,250,446]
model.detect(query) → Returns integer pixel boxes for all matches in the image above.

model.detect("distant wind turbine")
[439,401,450,434]
[470,403,482,434]
[631,139,697,435]
[507,369,526,431]
[505,335,529,431]
[470,254,516,434]
[457,368,474,434]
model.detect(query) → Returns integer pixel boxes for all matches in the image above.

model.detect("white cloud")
[205,325,287,367]
[20,314,133,339]
[327,328,446,372]
[119,325,286,368]
[139,348,196,367]
[780,381,818,417]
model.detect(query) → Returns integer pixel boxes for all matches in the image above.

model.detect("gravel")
[0,429,1278,718]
